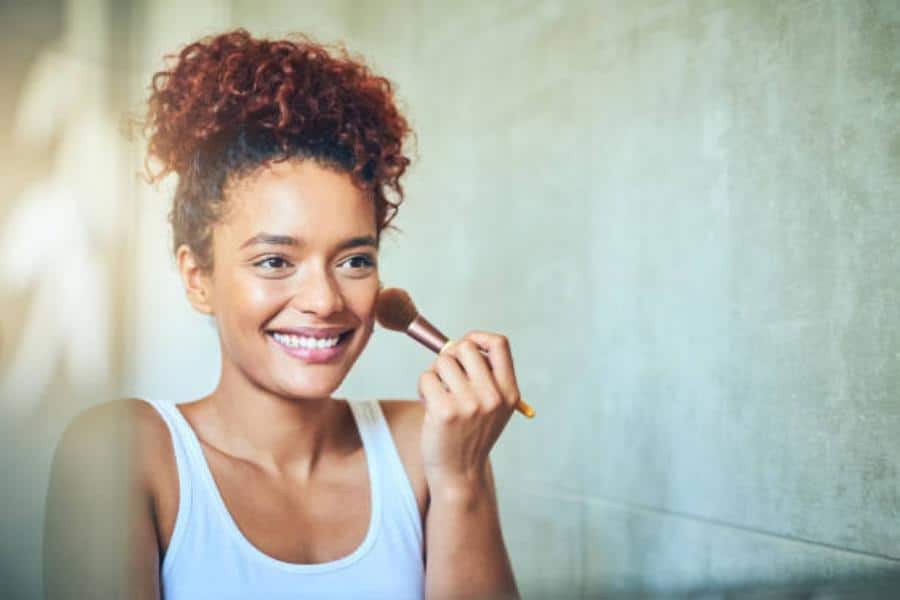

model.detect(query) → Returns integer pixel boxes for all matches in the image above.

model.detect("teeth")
[271,332,343,349]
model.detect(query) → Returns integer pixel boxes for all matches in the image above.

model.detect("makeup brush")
[375,287,535,419]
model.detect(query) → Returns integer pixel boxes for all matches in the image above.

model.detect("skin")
[43,158,520,599]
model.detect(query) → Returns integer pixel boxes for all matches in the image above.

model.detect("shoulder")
[56,398,154,457]
[379,398,425,431]
[378,399,426,458]
[61,397,165,433]
[45,399,166,596]
[54,398,174,501]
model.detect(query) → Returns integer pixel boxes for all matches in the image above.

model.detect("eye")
[254,256,293,271]
[341,254,376,271]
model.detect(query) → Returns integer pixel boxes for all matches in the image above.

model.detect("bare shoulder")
[55,398,173,497]
[62,397,163,435]
[58,398,155,459]
[379,399,425,434]
[378,399,429,521]
[45,399,167,597]
[379,399,426,454]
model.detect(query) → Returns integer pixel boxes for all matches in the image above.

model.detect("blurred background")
[1,0,899,598]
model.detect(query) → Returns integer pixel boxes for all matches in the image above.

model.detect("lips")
[267,327,353,364]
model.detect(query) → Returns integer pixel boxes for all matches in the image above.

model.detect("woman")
[43,29,521,599]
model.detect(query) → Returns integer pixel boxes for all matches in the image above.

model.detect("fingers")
[447,339,505,412]
[433,351,481,414]
[435,334,512,413]
[418,370,452,417]
[456,331,521,410]
[421,330,520,419]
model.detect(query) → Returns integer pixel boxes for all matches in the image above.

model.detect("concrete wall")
[132,0,900,596]
[2,1,896,598]
[254,1,898,596]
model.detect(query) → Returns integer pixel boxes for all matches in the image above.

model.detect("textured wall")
[284,1,900,597]
[124,0,900,598]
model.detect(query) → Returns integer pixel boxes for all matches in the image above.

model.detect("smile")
[266,330,353,363]
[271,331,343,348]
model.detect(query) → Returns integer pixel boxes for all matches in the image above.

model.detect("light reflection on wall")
[0,1,127,597]
[0,0,120,423]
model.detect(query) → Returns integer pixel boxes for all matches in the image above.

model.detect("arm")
[43,400,160,599]
[424,457,519,600]
[417,331,525,600]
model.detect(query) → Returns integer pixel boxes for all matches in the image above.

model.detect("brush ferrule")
[407,314,449,354]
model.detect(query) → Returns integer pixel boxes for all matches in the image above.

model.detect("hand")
[417,331,522,498]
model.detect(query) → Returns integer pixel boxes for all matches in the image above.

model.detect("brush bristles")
[375,288,418,331]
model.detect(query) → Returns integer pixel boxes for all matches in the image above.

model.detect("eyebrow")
[240,232,378,251]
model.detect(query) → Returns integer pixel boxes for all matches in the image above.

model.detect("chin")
[278,374,347,400]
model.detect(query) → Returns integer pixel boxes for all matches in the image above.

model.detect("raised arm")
[418,331,523,600]
[43,400,160,599]
[424,457,519,599]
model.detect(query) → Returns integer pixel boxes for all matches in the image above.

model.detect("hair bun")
[144,28,410,190]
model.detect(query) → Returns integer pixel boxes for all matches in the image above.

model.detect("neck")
[189,363,355,481]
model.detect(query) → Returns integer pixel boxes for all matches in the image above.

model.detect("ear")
[176,244,214,315]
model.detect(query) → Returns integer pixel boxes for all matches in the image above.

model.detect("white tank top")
[139,397,425,599]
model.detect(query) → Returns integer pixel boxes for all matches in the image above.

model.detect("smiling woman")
[43,28,519,600]
[182,158,384,400]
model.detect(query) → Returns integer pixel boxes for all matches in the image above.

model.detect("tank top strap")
[348,400,423,547]
[133,397,194,576]
[139,396,421,577]
[133,397,424,597]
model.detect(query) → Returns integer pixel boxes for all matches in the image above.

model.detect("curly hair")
[143,28,412,271]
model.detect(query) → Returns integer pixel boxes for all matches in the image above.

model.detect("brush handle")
[407,313,449,354]
[407,315,535,419]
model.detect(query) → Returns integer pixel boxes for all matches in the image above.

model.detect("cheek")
[219,276,288,328]
[350,283,379,317]
[245,281,283,308]
[336,286,376,337]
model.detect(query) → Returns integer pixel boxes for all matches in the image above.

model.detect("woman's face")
[195,158,380,400]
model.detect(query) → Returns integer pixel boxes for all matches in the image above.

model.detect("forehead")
[218,159,375,245]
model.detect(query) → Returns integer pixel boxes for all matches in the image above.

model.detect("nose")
[295,265,345,317]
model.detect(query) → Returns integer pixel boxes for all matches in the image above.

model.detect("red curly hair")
[144,28,412,270]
